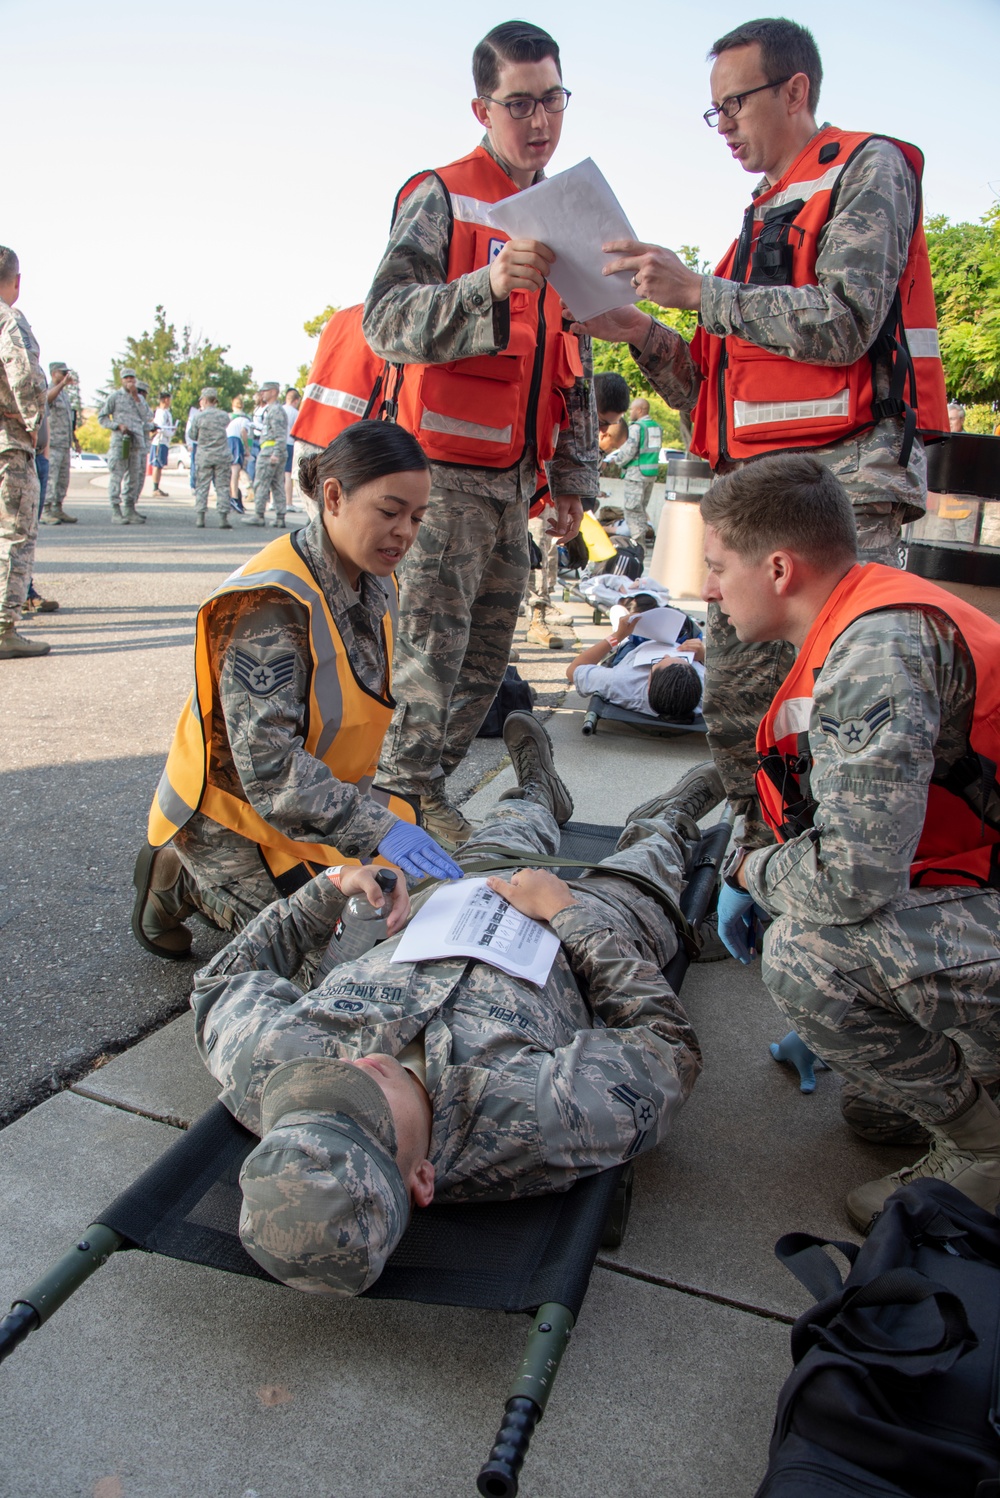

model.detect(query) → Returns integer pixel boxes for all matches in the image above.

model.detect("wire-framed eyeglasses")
[703,77,792,128]
[480,89,572,120]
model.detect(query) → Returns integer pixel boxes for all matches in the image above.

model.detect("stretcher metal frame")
[581,693,707,739]
[0,817,731,1498]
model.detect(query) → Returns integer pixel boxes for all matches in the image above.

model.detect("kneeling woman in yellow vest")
[131,422,464,959]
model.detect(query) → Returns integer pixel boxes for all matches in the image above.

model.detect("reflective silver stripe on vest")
[156,767,198,830]
[303,382,368,417]
[450,192,500,228]
[420,409,513,444]
[733,390,850,428]
[753,162,845,219]
[772,696,814,740]
[906,328,941,359]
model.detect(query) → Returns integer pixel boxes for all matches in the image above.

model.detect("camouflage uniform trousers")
[377,485,530,797]
[527,513,558,608]
[763,883,1000,1131]
[172,820,278,933]
[107,433,146,515]
[705,504,910,840]
[455,796,688,970]
[623,471,655,556]
[292,437,323,521]
[251,447,285,522]
[0,448,40,629]
[194,456,232,516]
[45,441,72,514]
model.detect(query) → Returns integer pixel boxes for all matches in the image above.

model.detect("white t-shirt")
[152,408,176,446]
[227,414,251,441]
[573,641,704,717]
[283,403,300,442]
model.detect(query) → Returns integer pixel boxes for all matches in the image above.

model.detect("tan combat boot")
[0,625,51,659]
[846,1084,1000,1234]
[418,780,474,850]
[499,711,574,825]
[131,844,196,958]
[526,605,563,650]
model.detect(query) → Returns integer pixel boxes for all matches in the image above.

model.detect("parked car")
[171,445,191,470]
[70,451,109,472]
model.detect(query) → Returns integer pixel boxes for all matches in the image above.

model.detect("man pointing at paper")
[577,16,948,843]
[366,20,598,851]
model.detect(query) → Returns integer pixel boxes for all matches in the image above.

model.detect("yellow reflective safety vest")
[147,531,415,889]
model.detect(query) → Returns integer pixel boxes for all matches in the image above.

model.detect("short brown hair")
[710,17,822,111]
[700,453,857,567]
[473,21,561,97]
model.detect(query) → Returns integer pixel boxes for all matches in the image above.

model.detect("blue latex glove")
[717,883,762,964]
[377,821,464,882]
[770,1030,831,1093]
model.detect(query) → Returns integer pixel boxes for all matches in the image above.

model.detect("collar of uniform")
[480,133,545,188]
[751,122,831,200]
[300,514,390,628]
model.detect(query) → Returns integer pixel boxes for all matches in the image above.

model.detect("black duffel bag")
[476,665,535,738]
[755,1180,1000,1498]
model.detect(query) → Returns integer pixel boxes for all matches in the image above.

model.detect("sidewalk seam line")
[595,1256,796,1325]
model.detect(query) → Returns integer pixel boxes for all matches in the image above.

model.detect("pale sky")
[9,0,998,403]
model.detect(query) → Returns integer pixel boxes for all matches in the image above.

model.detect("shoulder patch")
[232,648,297,697]
[819,696,892,753]
[609,1081,658,1159]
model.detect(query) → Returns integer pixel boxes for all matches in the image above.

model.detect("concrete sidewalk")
[0,478,903,1498]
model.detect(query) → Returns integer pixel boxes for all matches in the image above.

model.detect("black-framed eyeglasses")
[480,88,572,120]
[703,77,792,128]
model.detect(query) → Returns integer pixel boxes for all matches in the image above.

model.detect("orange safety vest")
[691,127,949,469]
[292,305,402,449]
[756,564,1000,889]
[147,531,415,893]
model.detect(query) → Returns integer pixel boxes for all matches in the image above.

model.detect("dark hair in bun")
[298,421,429,500]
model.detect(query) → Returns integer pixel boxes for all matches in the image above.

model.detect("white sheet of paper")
[390,878,559,987]
[630,606,688,644]
[487,158,639,322]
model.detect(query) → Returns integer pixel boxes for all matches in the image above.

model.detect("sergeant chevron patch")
[819,696,892,753]
[232,648,296,697]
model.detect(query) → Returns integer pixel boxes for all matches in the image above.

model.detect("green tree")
[926,206,1000,404]
[295,304,339,391]
[104,307,255,431]
[590,246,707,450]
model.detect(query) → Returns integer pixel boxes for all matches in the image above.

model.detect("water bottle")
[315,869,398,979]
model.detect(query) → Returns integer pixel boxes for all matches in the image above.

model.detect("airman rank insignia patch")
[232,648,296,697]
[609,1081,658,1159]
[819,696,892,753]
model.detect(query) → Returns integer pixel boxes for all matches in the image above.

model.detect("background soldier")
[42,361,79,525]
[242,382,287,527]
[604,396,663,557]
[188,387,234,529]
[99,368,152,523]
[0,245,50,660]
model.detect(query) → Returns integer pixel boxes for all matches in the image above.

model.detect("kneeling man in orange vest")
[705,452,1000,1236]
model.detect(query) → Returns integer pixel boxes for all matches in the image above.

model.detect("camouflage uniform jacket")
[745,607,976,925]
[362,135,598,506]
[99,387,152,442]
[0,298,45,454]
[187,406,231,462]
[176,514,400,866]
[258,401,288,453]
[632,135,928,517]
[192,869,701,1202]
[605,422,642,470]
[47,385,74,452]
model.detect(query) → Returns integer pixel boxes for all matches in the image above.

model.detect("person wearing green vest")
[606,397,662,557]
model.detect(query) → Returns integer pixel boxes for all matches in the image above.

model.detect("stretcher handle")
[0,1223,124,1369]
[477,1302,574,1497]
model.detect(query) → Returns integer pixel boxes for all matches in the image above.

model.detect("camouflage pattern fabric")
[191,796,702,1295]
[376,484,530,797]
[46,443,71,512]
[0,297,45,456]
[0,449,41,628]
[188,405,231,463]
[362,135,598,509]
[251,403,288,521]
[106,434,146,515]
[527,512,558,607]
[99,387,152,443]
[47,385,74,452]
[742,605,996,1129]
[172,515,400,910]
[193,455,231,515]
[622,471,655,553]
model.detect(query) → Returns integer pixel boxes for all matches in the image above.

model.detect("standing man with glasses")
[576,17,948,845]
[361,20,598,850]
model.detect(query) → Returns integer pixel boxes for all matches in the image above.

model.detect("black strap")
[776,1231,859,1299]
